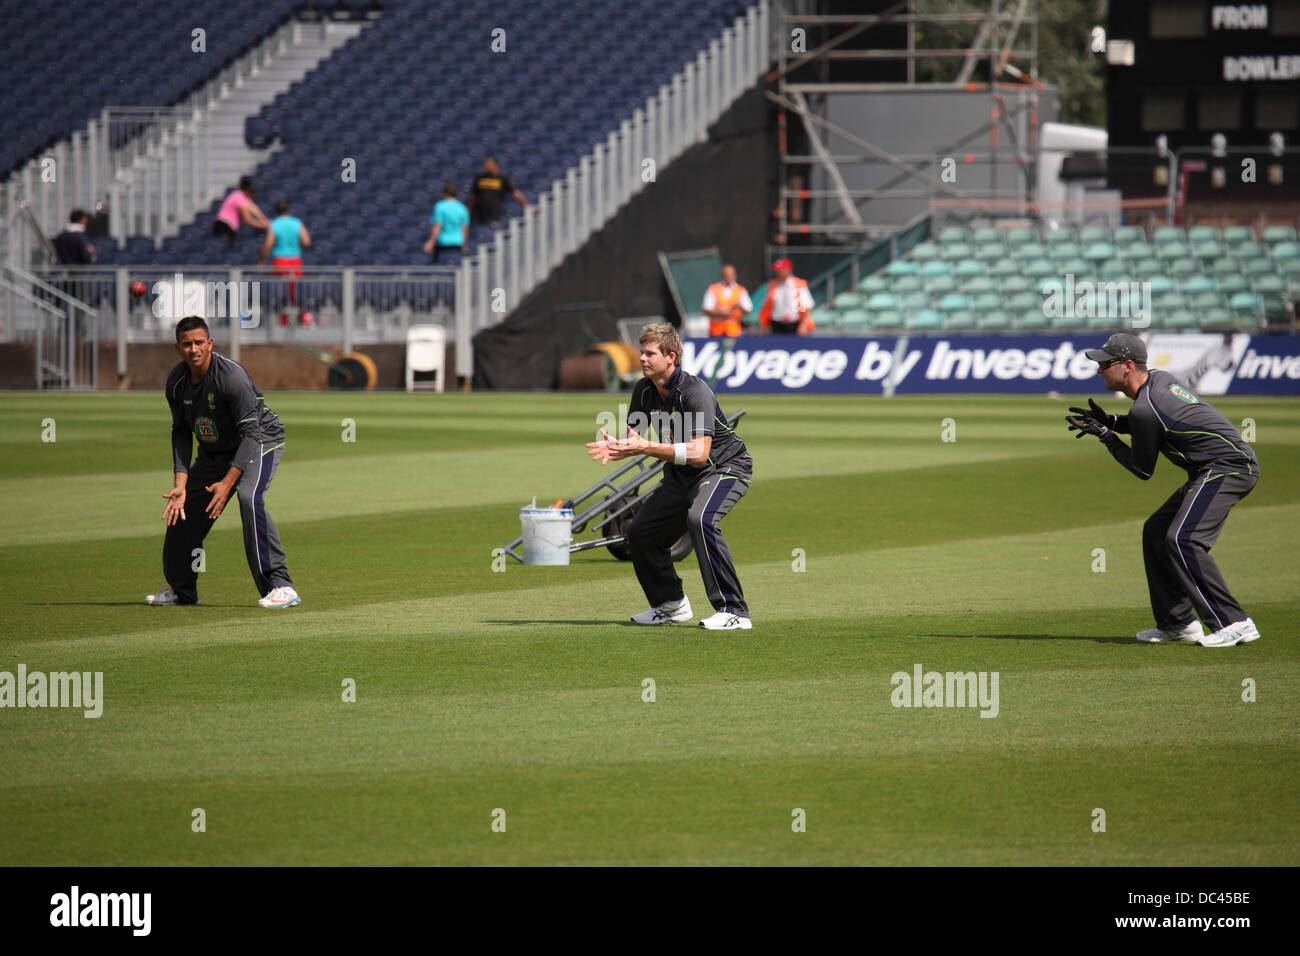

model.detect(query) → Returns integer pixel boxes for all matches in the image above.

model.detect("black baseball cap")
[1085,332,1147,364]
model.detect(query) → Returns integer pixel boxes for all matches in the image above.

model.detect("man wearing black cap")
[1065,333,1260,647]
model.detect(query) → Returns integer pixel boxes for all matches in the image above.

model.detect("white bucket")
[520,505,574,565]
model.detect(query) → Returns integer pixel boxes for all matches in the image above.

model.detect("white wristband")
[673,443,687,465]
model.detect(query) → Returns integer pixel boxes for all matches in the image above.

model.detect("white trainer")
[699,611,752,630]
[1199,618,1259,647]
[145,586,182,606]
[258,586,301,609]
[630,597,691,625]
[1135,620,1203,643]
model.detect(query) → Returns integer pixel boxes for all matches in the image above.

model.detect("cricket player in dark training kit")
[1066,333,1259,647]
[147,316,300,609]
[586,323,753,630]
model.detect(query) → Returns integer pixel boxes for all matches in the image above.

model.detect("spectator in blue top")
[259,200,312,326]
[423,184,470,265]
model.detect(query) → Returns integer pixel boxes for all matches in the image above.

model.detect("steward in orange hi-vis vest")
[760,261,815,335]
[702,266,754,337]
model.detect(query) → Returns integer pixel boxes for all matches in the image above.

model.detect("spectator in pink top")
[213,176,270,248]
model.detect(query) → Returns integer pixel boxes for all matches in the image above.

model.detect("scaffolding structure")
[769,0,1043,245]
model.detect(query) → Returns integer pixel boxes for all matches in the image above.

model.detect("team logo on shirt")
[1170,384,1199,404]
[207,392,215,408]
[195,417,218,442]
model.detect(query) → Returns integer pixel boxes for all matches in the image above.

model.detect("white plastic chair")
[405,324,446,393]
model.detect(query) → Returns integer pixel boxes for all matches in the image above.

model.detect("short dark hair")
[68,209,87,223]
[274,199,291,216]
[442,183,457,197]
[238,176,256,195]
[175,316,210,342]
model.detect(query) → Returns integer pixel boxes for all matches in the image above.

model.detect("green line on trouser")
[262,442,285,456]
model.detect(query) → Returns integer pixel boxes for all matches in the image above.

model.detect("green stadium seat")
[1223,225,1255,246]
[891,275,922,293]
[974,242,1008,262]
[1037,277,1064,296]
[944,310,977,331]
[910,241,941,260]
[1263,225,1298,244]
[1188,225,1222,243]
[921,260,953,276]
[1012,241,1047,260]
[1229,239,1264,259]
[1083,242,1118,261]
[1182,275,1219,293]
[867,293,902,311]
[1230,291,1265,315]
[1099,259,1130,278]
[1164,309,1198,330]
[834,292,866,311]
[1123,243,1156,261]
[1005,226,1037,246]
[1087,311,1122,330]
[1000,275,1031,292]
[1058,258,1090,277]
[1023,260,1055,278]
[1154,291,1186,311]
[989,258,1020,276]
[1005,290,1039,312]
[1217,274,1249,294]
[859,275,890,294]
[962,275,997,294]
[939,242,973,261]
[1048,242,1082,261]
[901,292,930,312]
[954,259,988,276]
[1156,241,1191,260]
[1079,225,1111,244]
[1146,275,1177,294]
[1202,307,1232,327]
[1018,309,1050,329]
[939,292,974,312]
[1168,258,1199,277]
[1279,259,1300,277]
[972,291,1003,312]
[1242,258,1274,276]
[1133,259,1165,277]
[837,308,870,328]
[1252,275,1288,315]
[871,309,904,330]
[1192,241,1223,261]
[938,225,972,243]
[810,306,840,327]
[1271,242,1299,259]
[1208,257,1241,276]
[1043,225,1079,244]
[971,227,1005,246]
[1114,225,1146,244]
[1153,225,1187,244]
[976,310,1013,330]
[923,275,957,295]
[887,260,918,276]
[905,309,946,331]
[1189,290,1225,310]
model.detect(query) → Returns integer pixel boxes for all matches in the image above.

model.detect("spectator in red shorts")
[259,200,313,327]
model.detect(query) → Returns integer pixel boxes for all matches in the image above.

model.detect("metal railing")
[0,264,100,388]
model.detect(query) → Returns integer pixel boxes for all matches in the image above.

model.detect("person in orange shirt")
[759,258,815,335]
[701,265,753,337]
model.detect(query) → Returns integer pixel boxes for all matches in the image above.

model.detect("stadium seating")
[17,0,751,266]
[812,220,1299,334]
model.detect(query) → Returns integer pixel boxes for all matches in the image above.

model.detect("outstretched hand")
[1067,398,1116,430]
[162,486,186,526]
[1065,414,1110,439]
[586,426,647,465]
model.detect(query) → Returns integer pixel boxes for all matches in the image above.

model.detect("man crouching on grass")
[586,323,753,630]
[147,316,300,609]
